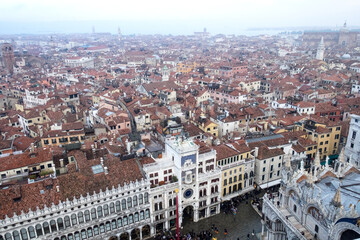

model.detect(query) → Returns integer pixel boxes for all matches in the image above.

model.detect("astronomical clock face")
[183,189,193,199]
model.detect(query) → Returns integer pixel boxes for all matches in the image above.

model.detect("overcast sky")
[0,0,359,35]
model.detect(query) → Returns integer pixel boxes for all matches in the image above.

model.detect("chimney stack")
[254,147,259,158]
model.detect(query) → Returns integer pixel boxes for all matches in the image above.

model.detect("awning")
[329,154,339,160]
[259,179,281,189]
[320,157,336,165]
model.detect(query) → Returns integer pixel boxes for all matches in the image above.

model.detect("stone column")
[139,227,143,240]
[150,226,155,236]
[193,210,199,222]
[261,220,265,236]
[128,230,132,240]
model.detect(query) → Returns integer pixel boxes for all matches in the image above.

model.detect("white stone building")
[0,150,152,240]
[351,84,360,95]
[142,137,222,230]
[64,57,95,68]
[261,150,360,240]
[344,114,360,168]
[253,146,285,189]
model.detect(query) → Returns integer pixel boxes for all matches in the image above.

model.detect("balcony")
[263,194,312,240]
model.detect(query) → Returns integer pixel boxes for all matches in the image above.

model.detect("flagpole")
[175,188,179,240]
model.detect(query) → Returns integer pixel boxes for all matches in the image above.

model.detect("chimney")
[100,157,104,166]
[56,186,60,192]
[254,147,259,158]
[92,145,95,155]
[104,166,108,175]
[30,143,34,153]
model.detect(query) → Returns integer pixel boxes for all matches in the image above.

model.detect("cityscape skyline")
[1,1,360,240]
[1,0,360,35]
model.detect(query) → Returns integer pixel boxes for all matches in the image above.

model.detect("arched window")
[43,222,50,234]
[144,193,149,203]
[71,214,77,225]
[93,226,99,236]
[121,199,126,210]
[173,198,176,205]
[68,233,74,240]
[20,228,28,240]
[199,190,203,197]
[5,233,12,240]
[140,211,145,220]
[105,221,111,231]
[159,202,163,210]
[129,214,134,224]
[215,185,218,192]
[315,225,319,233]
[155,203,158,211]
[134,212,139,222]
[81,229,87,239]
[57,218,64,230]
[50,220,57,232]
[204,189,207,196]
[123,216,128,226]
[97,206,103,218]
[250,171,254,177]
[91,208,97,219]
[61,236,67,240]
[78,212,84,224]
[111,219,117,229]
[110,202,115,213]
[133,196,138,206]
[13,230,20,240]
[127,197,132,208]
[116,201,121,212]
[211,186,214,194]
[145,209,150,218]
[169,198,173,207]
[87,228,93,238]
[103,204,109,216]
[99,224,105,233]
[28,226,36,239]
[74,232,80,240]
[64,216,71,227]
[293,204,297,213]
[139,194,144,205]
[35,224,43,236]
[244,173,248,179]
[84,210,90,222]
[117,218,122,227]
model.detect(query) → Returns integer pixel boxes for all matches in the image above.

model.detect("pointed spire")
[285,153,291,169]
[314,151,321,167]
[325,156,330,169]
[300,159,305,172]
[333,186,342,207]
[339,147,345,163]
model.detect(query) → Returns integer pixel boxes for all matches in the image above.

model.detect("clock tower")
[165,137,200,223]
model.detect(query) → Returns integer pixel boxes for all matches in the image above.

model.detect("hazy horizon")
[0,0,359,35]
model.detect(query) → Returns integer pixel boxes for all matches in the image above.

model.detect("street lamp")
[175,188,179,240]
